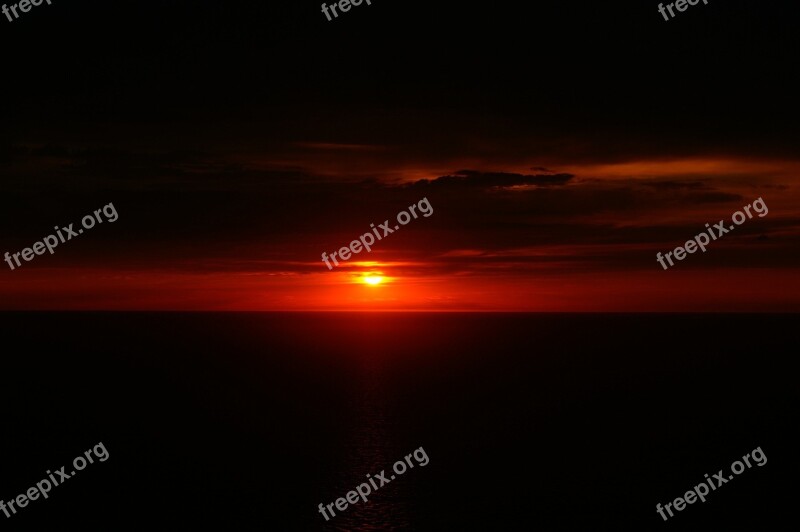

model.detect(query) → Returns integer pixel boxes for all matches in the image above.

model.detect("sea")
[1,312,797,530]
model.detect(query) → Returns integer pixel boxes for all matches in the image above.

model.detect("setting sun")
[362,275,384,286]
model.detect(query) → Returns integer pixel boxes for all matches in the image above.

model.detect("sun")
[362,275,384,286]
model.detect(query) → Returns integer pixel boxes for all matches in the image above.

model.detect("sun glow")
[362,275,384,285]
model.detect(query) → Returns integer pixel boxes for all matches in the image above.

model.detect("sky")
[1,0,799,311]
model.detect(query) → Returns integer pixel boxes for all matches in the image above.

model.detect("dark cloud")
[3,137,792,279]
[410,170,574,189]
[641,181,708,191]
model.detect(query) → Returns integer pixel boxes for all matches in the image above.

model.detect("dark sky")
[1,0,799,310]
[3,0,798,147]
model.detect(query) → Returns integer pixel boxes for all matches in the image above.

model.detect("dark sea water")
[1,313,797,530]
